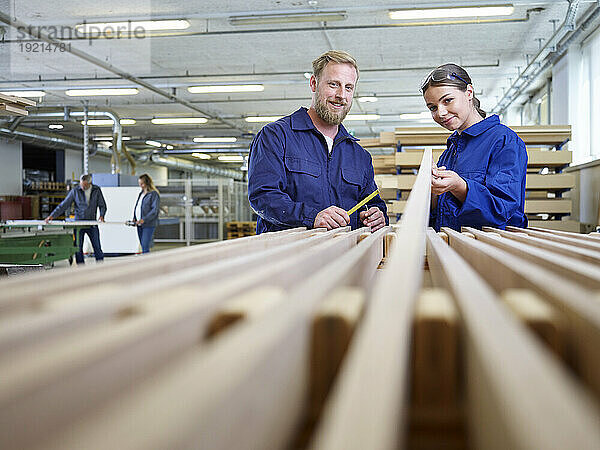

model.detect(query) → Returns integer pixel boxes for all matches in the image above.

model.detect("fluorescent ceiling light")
[358,96,378,103]
[389,5,514,20]
[344,114,380,121]
[151,117,208,125]
[245,116,282,123]
[192,152,211,159]
[218,155,244,162]
[229,12,346,26]
[66,88,138,96]
[193,137,237,143]
[166,145,174,150]
[145,140,162,148]
[400,112,431,120]
[75,19,190,34]
[188,85,264,94]
[48,124,63,130]
[92,136,131,141]
[81,119,136,126]
[0,90,46,97]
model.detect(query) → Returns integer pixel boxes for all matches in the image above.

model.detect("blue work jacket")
[431,114,527,232]
[248,107,388,234]
[133,190,160,228]
[51,184,107,220]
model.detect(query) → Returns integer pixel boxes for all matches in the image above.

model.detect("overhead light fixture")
[66,88,139,96]
[400,112,431,120]
[358,96,378,103]
[92,136,131,141]
[218,155,244,162]
[245,116,282,123]
[75,19,190,34]
[304,72,312,79]
[389,5,514,20]
[229,11,347,26]
[193,137,237,143]
[0,90,46,97]
[81,119,136,126]
[344,114,380,121]
[145,140,162,147]
[166,145,174,150]
[188,85,264,94]
[192,152,211,159]
[151,117,208,125]
[48,124,63,130]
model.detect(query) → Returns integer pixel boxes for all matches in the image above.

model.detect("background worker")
[45,173,107,264]
[132,173,160,254]
[248,50,388,234]
[421,63,527,232]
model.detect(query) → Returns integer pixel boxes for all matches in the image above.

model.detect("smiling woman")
[421,63,528,232]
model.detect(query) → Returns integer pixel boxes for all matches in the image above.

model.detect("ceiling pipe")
[143,154,245,180]
[0,11,248,135]
[493,0,582,113]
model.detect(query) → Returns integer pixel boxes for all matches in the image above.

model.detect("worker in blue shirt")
[45,173,107,264]
[421,63,527,232]
[248,50,388,234]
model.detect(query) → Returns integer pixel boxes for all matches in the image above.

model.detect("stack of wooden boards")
[0,93,36,116]
[0,149,599,450]
[226,220,257,239]
[363,125,578,231]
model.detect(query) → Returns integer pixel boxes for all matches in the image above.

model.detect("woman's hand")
[431,168,468,203]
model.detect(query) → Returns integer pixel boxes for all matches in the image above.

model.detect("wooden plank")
[387,200,407,214]
[527,148,572,167]
[396,150,445,167]
[311,149,432,450]
[464,227,600,290]
[526,174,575,190]
[0,92,37,107]
[426,229,600,450]
[528,226,600,242]
[525,199,572,214]
[309,287,365,422]
[0,104,28,116]
[527,220,580,232]
[501,289,566,360]
[375,174,417,190]
[507,226,600,253]
[33,228,384,450]
[483,227,600,265]
[443,227,600,401]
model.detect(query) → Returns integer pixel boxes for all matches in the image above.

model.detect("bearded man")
[248,50,388,234]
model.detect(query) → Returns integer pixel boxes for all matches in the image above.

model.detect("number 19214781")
[18,42,71,53]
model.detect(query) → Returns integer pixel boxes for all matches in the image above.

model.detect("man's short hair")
[80,174,92,183]
[312,50,359,82]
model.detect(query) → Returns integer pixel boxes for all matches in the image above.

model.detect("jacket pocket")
[341,167,363,207]
[284,157,321,177]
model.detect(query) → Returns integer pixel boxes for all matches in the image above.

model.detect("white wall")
[64,149,82,181]
[0,139,22,195]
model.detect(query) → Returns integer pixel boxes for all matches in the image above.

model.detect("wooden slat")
[375,174,417,190]
[387,200,407,214]
[507,226,600,253]
[0,92,37,107]
[483,227,600,265]
[464,227,600,290]
[527,220,580,232]
[527,148,572,167]
[526,174,575,190]
[525,199,572,214]
[443,227,600,400]
[528,226,600,242]
[427,229,600,450]
[311,149,432,450]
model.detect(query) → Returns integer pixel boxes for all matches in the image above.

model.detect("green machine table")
[0,220,100,266]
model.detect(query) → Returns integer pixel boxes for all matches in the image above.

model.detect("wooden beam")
[527,220,580,232]
[525,199,572,214]
[463,227,600,290]
[311,149,432,450]
[526,174,575,190]
[426,229,600,450]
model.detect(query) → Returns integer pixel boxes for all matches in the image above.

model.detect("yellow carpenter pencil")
[346,189,380,216]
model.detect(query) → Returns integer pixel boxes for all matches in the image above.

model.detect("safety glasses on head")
[420,69,470,93]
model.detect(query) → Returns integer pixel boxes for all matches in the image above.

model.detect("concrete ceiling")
[0,0,595,169]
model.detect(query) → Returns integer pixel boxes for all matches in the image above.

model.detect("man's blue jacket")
[248,107,388,234]
[50,184,107,220]
[431,114,528,231]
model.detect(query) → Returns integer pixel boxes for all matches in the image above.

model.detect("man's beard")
[314,90,352,125]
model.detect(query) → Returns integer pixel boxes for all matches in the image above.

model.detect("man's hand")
[431,169,467,202]
[98,216,105,223]
[314,206,350,230]
[136,219,144,225]
[360,207,386,232]
[44,215,53,224]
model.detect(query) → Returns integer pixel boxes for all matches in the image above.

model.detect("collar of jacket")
[290,107,359,142]
[447,114,500,144]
